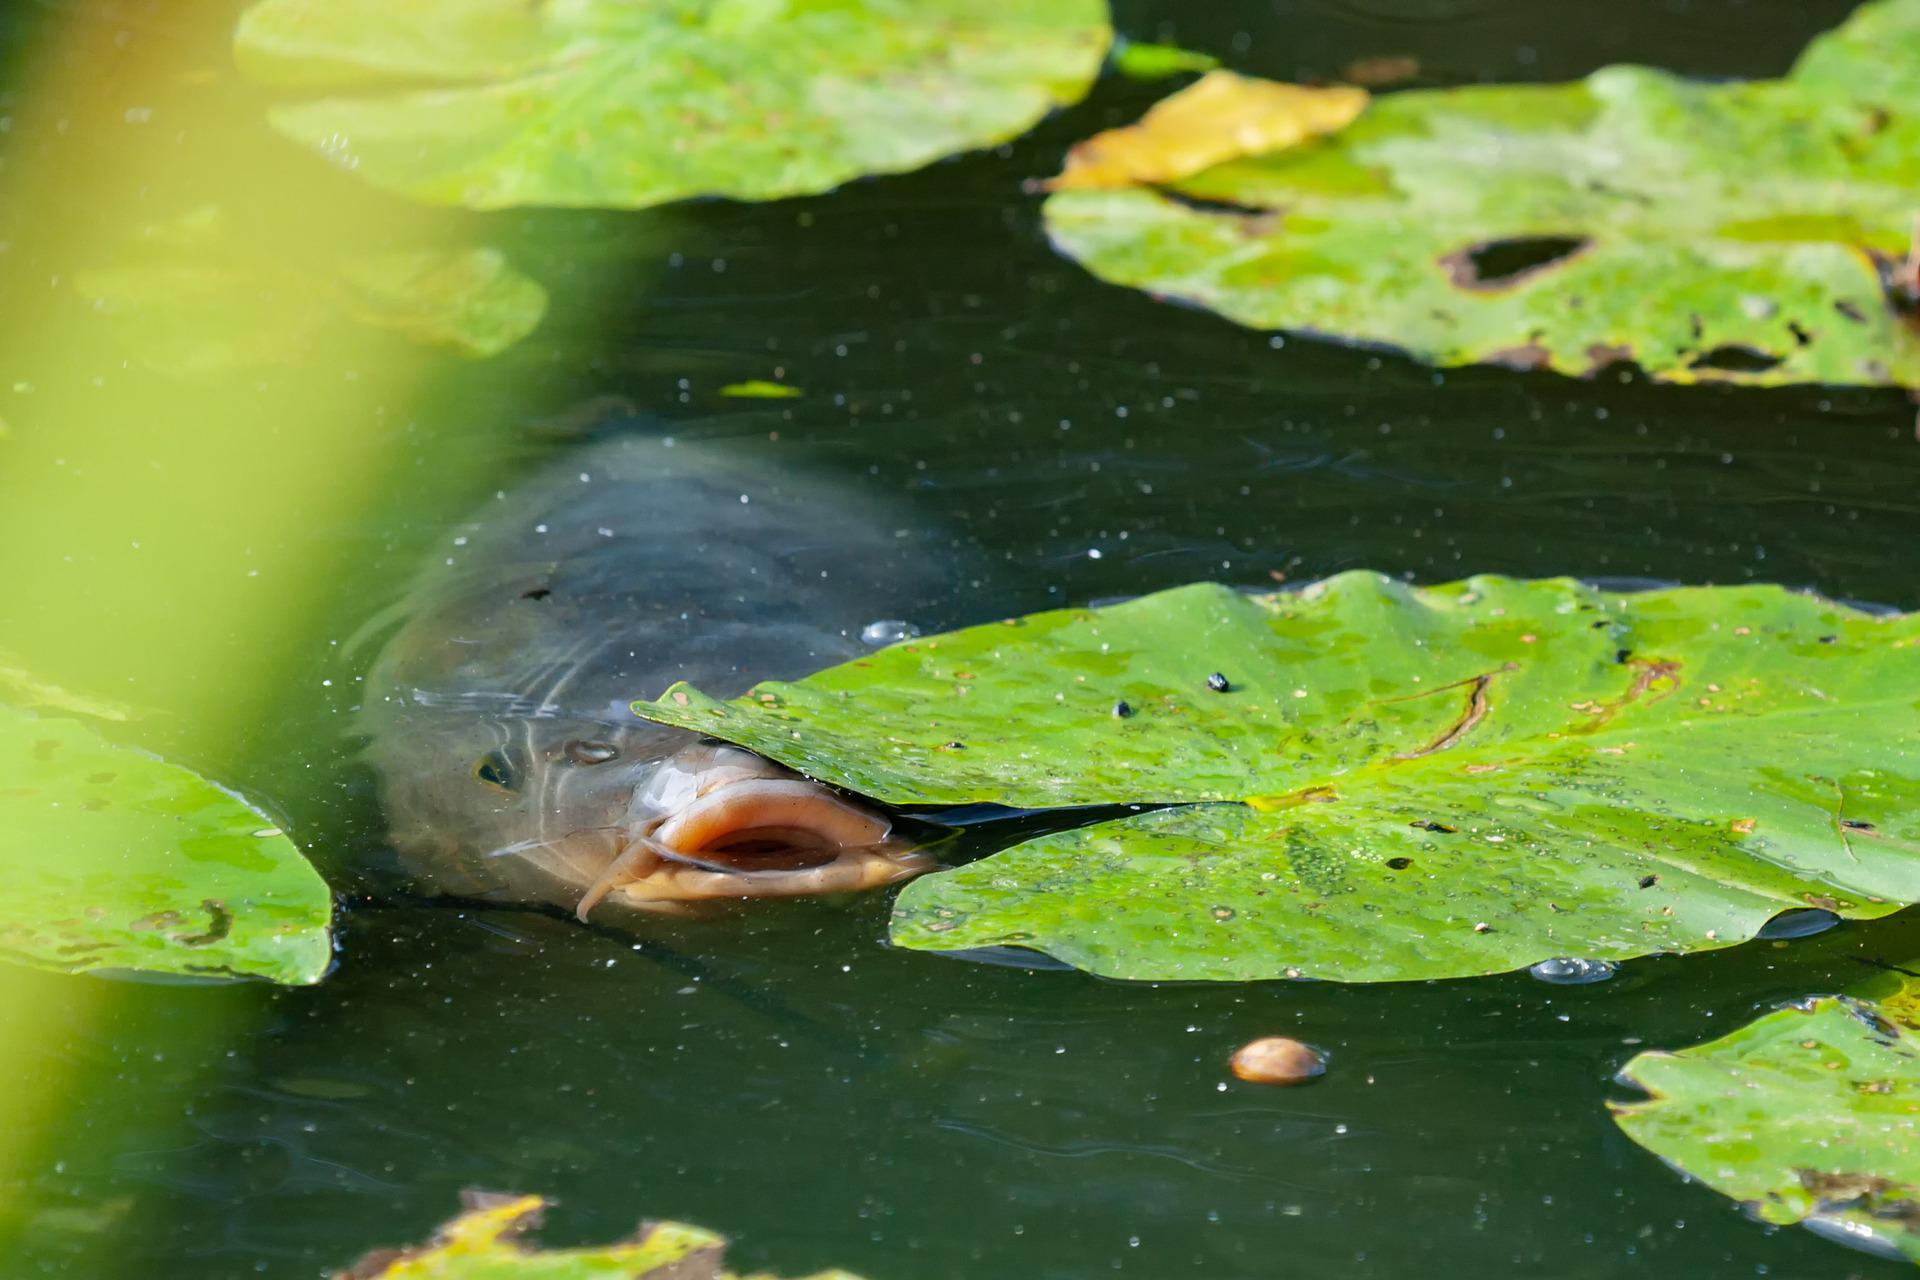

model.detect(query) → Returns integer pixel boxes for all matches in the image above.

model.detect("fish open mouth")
[575,776,929,918]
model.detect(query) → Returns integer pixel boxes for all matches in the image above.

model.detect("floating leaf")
[1110,39,1220,81]
[1614,967,1920,1264]
[1043,71,1367,191]
[337,1191,870,1279]
[235,0,1112,211]
[634,572,1920,983]
[77,222,546,376]
[1042,0,1920,387]
[0,703,332,984]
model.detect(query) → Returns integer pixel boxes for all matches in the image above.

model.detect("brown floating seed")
[1229,1036,1327,1086]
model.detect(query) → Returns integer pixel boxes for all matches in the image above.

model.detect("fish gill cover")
[1041,0,1920,388]
[633,573,1920,983]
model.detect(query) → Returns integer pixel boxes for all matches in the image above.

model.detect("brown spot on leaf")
[1482,343,1552,371]
[1342,54,1420,87]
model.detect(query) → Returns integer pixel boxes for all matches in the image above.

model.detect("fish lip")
[577,776,930,918]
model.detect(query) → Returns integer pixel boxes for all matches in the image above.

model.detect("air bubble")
[1757,908,1841,940]
[860,619,920,647]
[1528,957,1618,985]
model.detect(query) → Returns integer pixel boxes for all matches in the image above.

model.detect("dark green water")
[7,0,1920,1276]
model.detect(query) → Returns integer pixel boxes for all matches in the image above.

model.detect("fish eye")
[473,751,516,792]
[565,740,620,765]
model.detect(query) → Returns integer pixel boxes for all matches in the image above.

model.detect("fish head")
[372,707,929,917]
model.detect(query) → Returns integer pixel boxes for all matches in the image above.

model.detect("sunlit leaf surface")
[634,573,1920,982]
[337,1191,869,1279]
[0,704,332,985]
[1614,968,1920,1264]
[1044,0,1920,387]
[235,0,1112,210]
[1043,71,1366,191]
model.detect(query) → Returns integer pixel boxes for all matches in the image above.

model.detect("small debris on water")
[1113,700,1133,718]
[1206,672,1231,693]
[860,619,921,647]
[1637,874,1659,888]
[1473,921,1493,933]
[1528,957,1617,985]
[1229,1036,1326,1086]
[1385,856,1413,870]
[942,741,966,750]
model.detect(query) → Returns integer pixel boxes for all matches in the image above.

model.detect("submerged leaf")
[77,217,546,376]
[1110,39,1220,81]
[235,0,1112,211]
[336,1191,870,1279]
[0,652,136,721]
[1614,968,1920,1264]
[634,572,1920,983]
[1044,71,1366,191]
[0,703,332,984]
[719,380,805,400]
[1043,0,1920,387]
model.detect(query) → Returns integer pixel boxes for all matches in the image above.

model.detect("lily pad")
[1042,0,1920,387]
[77,215,547,376]
[338,1191,868,1279]
[1613,968,1920,1264]
[0,703,332,984]
[234,0,1111,211]
[634,572,1920,982]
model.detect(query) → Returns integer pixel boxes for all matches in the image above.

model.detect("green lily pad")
[234,0,1111,211]
[1042,0,1920,387]
[633,572,1920,982]
[0,703,332,984]
[1613,968,1920,1264]
[339,1191,869,1278]
[76,212,547,376]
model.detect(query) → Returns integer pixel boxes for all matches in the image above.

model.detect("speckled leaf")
[1613,968,1920,1264]
[0,704,332,984]
[634,572,1920,982]
[1043,0,1920,388]
[337,1191,870,1278]
[77,231,546,375]
[235,0,1111,211]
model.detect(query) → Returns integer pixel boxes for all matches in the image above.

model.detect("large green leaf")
[337,1191,869,1278]
[0,704,332,984]
[1042,0,1920,388]
[234,0,1111,211]
[633,572,1920,982]
[1613,968,1920,1264]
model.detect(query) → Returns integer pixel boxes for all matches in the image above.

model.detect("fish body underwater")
[358,433,932,918]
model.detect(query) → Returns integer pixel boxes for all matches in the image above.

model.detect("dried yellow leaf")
[1043,70,1367,191]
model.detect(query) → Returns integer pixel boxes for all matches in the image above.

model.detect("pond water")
[4,0,1918,1276]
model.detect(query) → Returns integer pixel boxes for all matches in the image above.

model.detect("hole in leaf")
[1442,236,1590,290]
[1691,345,1783,374]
